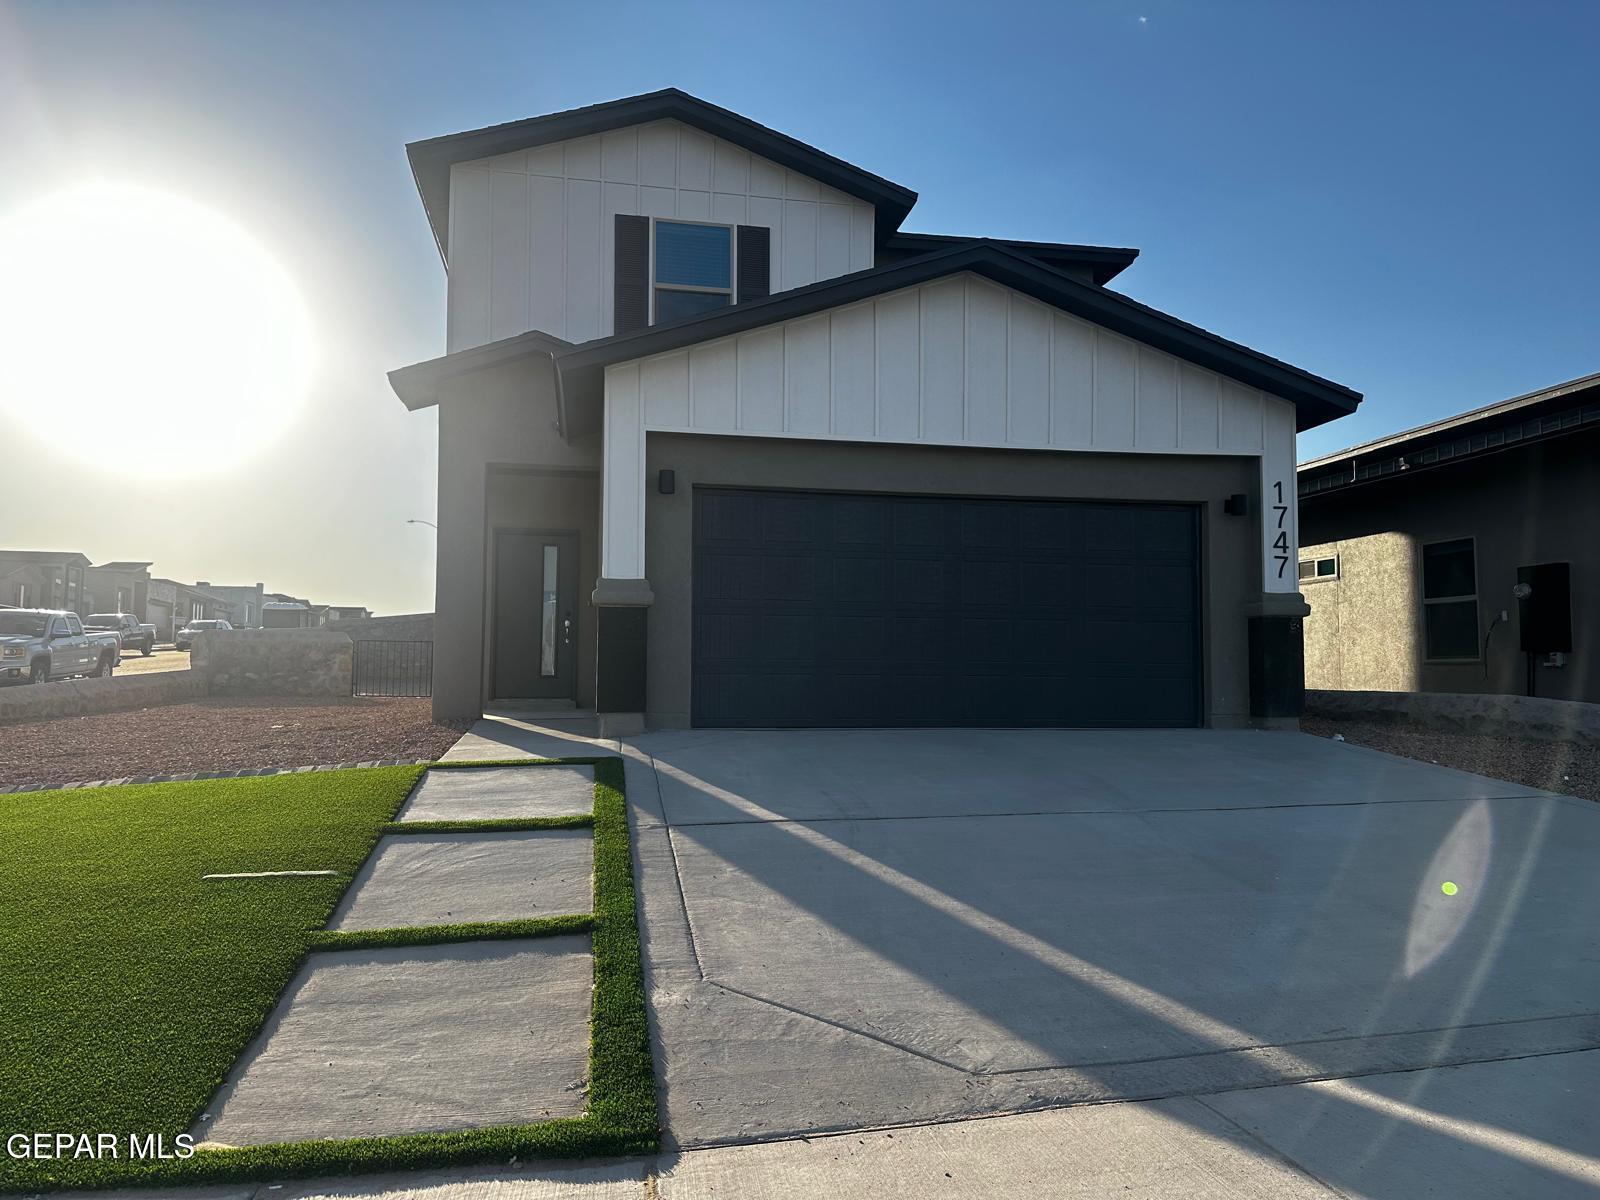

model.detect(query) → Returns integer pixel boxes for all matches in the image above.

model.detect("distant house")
[1299,372,1600,703]
[85,561,153,619]
[195,581,266,628]
[147,579,237,641]
[325,605,372,621]
[0,550,91,614]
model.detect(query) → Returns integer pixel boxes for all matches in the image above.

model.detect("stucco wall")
[1301,533,1420,691]
[1300,430,1600,703]
[190,630,352,697]
[643,432,1260,729]
[434,354,602,722]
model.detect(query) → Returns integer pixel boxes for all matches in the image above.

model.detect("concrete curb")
[0,758,434,795]
[1307,688,1600,744]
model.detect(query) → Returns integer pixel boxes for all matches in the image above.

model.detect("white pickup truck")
[0,609,122,684]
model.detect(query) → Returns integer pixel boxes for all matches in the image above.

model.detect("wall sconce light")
[1223,493,1249,516]
[658,469,676,495]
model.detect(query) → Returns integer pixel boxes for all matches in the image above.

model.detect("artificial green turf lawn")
[0,766,424,1191]
[4,757,659,1193]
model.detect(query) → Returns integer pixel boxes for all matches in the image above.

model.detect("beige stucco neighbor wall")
[191,630,352,697]
[1301,533,1420,692]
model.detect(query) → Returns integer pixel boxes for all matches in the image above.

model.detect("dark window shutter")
[737,225,770,304]
[614,214,650,334]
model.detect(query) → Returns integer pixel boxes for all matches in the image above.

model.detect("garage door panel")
[960,560,1019,606]
[692,489,1199,728]
[892,502,954,548]
[833,498,889,545]
[891,559,954,604]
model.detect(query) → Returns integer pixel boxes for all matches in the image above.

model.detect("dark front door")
[691,488,1201,728]
[493,531,579,701]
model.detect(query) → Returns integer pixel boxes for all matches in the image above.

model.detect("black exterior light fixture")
[658,469,676,495]
[1223,493,1250,516]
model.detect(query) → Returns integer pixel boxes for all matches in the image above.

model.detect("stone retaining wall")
[325,612,434,642]
[0,671,209,724]
[191,629,352,697]
[1307,689,1600,745]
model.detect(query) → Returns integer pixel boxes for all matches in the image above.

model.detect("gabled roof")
[1299,370,1600,500]
[389,243,1360,433]
[552,240,1361,433]
[407,88,919,265]
[92,561,154,571]
[879,232,1139,285]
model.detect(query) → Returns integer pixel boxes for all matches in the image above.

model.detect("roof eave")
[553,243,1360,432]
[407,88,918,269]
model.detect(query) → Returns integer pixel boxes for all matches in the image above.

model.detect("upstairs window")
[1422,537,1479,660]
[653,221,732,323]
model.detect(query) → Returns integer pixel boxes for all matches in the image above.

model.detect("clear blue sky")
[2,1,1595,612]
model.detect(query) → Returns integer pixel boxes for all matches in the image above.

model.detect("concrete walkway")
[193,760,600,1147]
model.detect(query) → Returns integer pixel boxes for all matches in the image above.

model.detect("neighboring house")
[1299,372,1600,703]
[148,579,237,640]
[389,89,1362,731]
[0,550,91,615]
[195,582,266,628]
[325,605,372,621]
[85,561,153,619]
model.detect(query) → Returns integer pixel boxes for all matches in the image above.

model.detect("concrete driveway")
[623,728,1600,1192]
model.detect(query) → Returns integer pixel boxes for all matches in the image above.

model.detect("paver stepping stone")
[194,938,592,1146]
[329,831,593,930]
[397,765,595,822]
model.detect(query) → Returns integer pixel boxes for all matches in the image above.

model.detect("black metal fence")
[351,639,433,697]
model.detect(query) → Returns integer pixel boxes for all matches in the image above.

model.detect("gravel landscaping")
[1303,715,1600,804]
[0,697,469,789]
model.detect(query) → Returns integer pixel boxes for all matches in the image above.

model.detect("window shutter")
[737,226,770,303]
[614,214,650,334]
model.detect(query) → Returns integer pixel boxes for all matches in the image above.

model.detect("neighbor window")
[1423,537,1479,660]
[1298,556,1339,582]
[653,220,732,324]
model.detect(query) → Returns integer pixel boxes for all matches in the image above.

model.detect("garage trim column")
[596,371,651,736]
[1250,407,1309,723]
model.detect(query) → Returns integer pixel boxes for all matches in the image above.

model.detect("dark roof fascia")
[881,232,1140,285]
[387,328,572,412]
[1298,371,1600,473]
[553,241,1361,431]
[407,89,919,265]
[1298,372,1600,501]
[0,550,93,567]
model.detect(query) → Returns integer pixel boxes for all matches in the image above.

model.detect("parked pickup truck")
[0,609,122,684]
[85,612,155,656]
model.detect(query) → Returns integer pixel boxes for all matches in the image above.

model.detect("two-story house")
[390,89,1361,733]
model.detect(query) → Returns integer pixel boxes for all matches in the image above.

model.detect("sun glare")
[0,183,313,476]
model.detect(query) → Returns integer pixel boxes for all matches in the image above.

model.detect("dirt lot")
[1303,715,1599,804]
[0,697,470,789]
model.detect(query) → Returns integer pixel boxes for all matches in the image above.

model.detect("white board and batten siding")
[601,273,1301,593]
[446,120,877,352]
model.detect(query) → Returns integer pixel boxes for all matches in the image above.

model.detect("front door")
[493,530,579,701]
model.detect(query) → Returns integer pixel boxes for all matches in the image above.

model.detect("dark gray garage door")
[691,488,1200,728]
